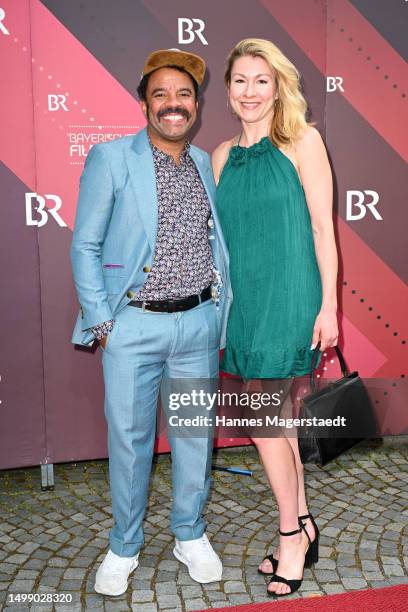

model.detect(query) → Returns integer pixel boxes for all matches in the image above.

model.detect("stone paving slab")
[0,439,407,611]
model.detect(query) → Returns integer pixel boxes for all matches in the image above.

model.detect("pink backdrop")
[0,0,407,469]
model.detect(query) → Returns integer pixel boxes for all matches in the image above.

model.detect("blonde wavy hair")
[224,38,312,147]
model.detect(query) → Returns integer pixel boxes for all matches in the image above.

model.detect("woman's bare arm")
[296,126,339,350]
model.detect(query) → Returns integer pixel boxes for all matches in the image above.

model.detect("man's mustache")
[157,107,191,121]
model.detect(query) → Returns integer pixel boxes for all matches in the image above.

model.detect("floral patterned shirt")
[136,139,215,299]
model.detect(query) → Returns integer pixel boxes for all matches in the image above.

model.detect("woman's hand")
[311,307,338,351]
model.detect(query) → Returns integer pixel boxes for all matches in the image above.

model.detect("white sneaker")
[94,549,139,596]
[173,533,222,583]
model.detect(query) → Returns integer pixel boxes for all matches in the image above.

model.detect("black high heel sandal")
[267,522,311,598]
[258,513,319,576]
[302,513,319,568]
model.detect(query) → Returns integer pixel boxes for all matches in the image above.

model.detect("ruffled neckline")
[229,136,272,165]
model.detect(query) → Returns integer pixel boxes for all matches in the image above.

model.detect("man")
[70,49,232,596]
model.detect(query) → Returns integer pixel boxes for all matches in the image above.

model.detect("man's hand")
[99,335,108,350]
[90,319,115,347]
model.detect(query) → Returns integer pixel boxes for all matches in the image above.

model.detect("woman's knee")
[251,436,271,450]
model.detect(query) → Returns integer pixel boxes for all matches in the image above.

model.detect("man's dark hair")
[137,65,199,101]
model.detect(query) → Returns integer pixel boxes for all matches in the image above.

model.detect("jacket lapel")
[189,147,229,266]
[125,128,158,253]
[189,147,212,203]
[125,130,228,268]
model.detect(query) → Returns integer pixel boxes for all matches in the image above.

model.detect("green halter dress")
[216,136,322,379]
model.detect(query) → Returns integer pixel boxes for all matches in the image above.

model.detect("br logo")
[25,193,67,228]
[326,77,344,92]
[177,18,208,45]
[0,7,10,35]
[346,190,382,221]
[48,94,68,112]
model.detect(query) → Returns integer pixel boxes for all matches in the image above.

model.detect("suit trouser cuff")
[109,533,143,557]
[172,523,206,542]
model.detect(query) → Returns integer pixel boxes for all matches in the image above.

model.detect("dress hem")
[221,346,322,380]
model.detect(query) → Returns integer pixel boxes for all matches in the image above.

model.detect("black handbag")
[297,342,378,466]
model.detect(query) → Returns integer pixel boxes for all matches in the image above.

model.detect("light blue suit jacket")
[70,127,232,348]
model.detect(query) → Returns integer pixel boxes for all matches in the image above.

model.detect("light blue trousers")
[101,298,220,557]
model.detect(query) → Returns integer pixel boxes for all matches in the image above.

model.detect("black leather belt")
[128,285,212,313]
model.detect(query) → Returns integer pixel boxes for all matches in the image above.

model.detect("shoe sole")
[94,560,139,596]
[173,547,222,583]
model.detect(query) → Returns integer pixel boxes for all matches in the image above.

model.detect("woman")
[212,39,339,597]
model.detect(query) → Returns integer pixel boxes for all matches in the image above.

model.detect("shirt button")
[143,265,151,273]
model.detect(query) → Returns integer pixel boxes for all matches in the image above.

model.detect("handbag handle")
[310,341,349,392]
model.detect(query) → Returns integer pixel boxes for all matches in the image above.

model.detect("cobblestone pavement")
[0,439,407,611]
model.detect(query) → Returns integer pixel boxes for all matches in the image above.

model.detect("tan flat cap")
[142,49,206,85]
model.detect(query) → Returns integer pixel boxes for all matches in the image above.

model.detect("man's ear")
[140,100,147,117]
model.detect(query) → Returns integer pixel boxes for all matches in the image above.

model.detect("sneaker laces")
[189,534,213,552]
[103,552,137,577]
[196,535,210,546]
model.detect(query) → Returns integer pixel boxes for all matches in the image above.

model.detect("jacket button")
[127,290,135,299]
[143,265,151,273]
